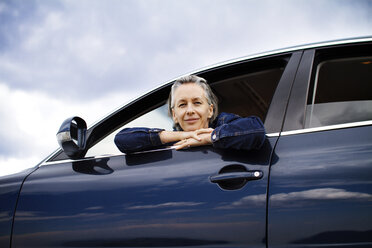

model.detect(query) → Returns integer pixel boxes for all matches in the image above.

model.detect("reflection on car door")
[12,141,275,247]
[269,126,372,247]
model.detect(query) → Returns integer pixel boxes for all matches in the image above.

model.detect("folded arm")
[210,114,266,150]
[114,127,213,153]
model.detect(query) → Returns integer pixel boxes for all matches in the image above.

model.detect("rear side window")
[305,56,372,128]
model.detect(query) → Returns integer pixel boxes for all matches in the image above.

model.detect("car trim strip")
[41,153,125,166]
[281,120,372,136]
[266,133,280,137]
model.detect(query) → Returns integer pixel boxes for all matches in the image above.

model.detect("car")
[1,36,372,248]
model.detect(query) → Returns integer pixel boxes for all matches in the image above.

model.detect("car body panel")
[13,138,276,247]
[268,125,372,247]
[0,167,37,247]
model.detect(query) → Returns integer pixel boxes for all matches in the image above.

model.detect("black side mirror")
[56,116,87,159]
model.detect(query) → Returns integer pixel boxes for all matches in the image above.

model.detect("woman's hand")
[185,128,213,141]
[159,128,213,144]
[174,128,214,150]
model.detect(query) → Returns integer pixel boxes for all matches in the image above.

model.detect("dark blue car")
[1,37,372,248]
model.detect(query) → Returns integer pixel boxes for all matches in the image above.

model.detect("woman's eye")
[178,103,186,107]
[194,101,202,105]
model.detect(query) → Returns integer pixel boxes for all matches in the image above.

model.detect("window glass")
[85,104,172,157]
[305,56,372,128]
[212,67,285,122]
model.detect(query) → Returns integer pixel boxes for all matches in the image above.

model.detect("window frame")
[282,42,372,134]
[47,52,300,162]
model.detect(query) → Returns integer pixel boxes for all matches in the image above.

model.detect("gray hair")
[168,75,219,130]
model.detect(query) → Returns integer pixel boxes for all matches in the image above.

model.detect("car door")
[268,42,372,247]
[11,52,300,248]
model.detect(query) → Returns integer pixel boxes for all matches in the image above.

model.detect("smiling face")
[172,83,214,131]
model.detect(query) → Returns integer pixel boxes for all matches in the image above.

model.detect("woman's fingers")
[191,128,213,140]
[174,139,187,146]
[182,129,214,141]
[195,128,214,134]
[175,142,189,150]
[175,130,214,150]
[192,132,202,141]
[175,139,192,150]
[175,137,199,150]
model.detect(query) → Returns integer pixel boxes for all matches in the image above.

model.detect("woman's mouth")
[184,118,199,124]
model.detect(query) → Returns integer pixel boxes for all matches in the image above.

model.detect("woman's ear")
[208,104,214,119]
[172,109,178,124]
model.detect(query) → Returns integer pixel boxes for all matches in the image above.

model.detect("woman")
[114,75,266,153]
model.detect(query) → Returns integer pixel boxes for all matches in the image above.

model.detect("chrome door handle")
[210,171,263,183]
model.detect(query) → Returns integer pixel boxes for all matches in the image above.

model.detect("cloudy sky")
[1,0,371,176]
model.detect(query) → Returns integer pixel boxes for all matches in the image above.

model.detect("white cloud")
[1,0,371,99]
[0,82,136,176]
[0,156,42,177]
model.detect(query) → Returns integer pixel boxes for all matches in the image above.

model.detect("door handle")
[210,164,264,190]
[210,171,263,183]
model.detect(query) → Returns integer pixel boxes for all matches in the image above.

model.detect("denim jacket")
[114,112,266,154]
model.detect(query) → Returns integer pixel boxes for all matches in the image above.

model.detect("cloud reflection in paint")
[126,201,205,210]
[218,188,372,209]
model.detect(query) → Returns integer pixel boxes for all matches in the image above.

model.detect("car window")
[85,56,288,158]
[85,104,172,157]
[305,56,372,128]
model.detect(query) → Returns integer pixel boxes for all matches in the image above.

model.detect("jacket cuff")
[211,126,224,149]
[211,125,223,143]
[149,128,164,146]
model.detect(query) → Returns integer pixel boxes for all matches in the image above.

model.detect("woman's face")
[172,83,213,131]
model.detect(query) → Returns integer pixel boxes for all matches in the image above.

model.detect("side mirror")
[56,116,87,159]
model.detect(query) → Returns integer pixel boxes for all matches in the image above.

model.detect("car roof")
[190,36,372,75]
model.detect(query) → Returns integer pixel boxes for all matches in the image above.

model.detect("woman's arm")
[173,129,213,150]
[210,113,266,150]
[114,127,213,153]
[114,127,165,153]
[114,114,265,153]
[175,114,266,151]
[159,129,213,144]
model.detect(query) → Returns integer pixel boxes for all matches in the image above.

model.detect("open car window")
[85,57,287,158]
[85,104,172,157]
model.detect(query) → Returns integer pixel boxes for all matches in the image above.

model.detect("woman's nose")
[186,103,194,114]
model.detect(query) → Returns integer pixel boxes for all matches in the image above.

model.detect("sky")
[1,0,372,176]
